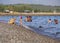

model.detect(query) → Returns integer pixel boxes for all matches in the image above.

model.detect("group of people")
[39,19,58,28]
[8,16,32,24]
[8,16,58,25]
[48,19,58,24]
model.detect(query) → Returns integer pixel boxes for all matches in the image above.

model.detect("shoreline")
[0,22,60,43]
[0,12,60,16]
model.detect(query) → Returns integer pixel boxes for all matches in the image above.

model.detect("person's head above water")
[49,19,51,20]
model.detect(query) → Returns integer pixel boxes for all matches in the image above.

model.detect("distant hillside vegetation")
[13,4,60,12]
[0,4,60,12]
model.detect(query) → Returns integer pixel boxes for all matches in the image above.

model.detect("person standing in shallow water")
[20,16,22,25]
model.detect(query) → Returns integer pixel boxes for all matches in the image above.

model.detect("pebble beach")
[0,22,60,43]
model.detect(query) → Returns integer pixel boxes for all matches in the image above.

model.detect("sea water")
[0,16,60,39]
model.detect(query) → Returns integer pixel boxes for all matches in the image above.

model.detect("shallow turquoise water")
[0,16,60,39]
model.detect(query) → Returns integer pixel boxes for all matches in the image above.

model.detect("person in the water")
[54,19,58,24]
[20,16,22,24]
[8,18,16,24]
[48,19,52,23]
[39,26,43,28]
[25,16,32,22]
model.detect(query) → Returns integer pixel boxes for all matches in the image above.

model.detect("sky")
[0,0,60,6]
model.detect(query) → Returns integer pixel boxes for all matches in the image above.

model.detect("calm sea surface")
[0,16,60,39]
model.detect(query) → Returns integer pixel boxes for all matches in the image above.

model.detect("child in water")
[20,16,22,24]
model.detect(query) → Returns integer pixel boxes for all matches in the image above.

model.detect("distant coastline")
[0,12,60,16]
[0,4,60,13]
[0,4,60,16]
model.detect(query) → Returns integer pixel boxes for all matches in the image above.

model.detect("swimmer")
[48,19,52,23]
[25,16,32,22]
[54,19,58,24]
[39,26,43,28]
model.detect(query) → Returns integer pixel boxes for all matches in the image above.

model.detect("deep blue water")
[0,16,60,39]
